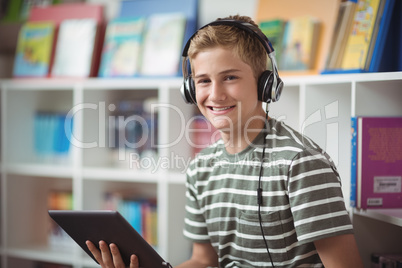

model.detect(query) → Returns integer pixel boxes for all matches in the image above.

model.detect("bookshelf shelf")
[6,246,77,265]
[82,167,162,183]
[4,163,73,178]
[0,72,401,267]
[354,209,402,228]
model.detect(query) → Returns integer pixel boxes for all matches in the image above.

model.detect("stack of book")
[13,3,105,78]
[11,0,198,78]
[47,190,73,250]
[371,253,402,267]
[34,111,73,163]
[103,192,158,247]
[259,16,321,72]
[323,0,399,73]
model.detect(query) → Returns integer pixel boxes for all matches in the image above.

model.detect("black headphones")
[180,19,284,105]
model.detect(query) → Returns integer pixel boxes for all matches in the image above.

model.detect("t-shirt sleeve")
[287,149,354,244]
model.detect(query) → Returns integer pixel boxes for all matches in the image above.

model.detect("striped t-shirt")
[183,118,353,267]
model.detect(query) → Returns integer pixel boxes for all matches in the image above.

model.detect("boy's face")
[192,47,265,137]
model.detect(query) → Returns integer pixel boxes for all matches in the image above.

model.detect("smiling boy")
[87,15,363,267]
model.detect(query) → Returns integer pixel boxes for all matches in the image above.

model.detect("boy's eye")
[225,75,237,81]
[196,78,210,84]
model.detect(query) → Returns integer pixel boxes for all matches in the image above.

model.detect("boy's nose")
[209,82,227,101]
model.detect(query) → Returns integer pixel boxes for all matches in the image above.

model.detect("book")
[19,0,56,21]
[140,13,186,76]
[13,21,55,77]
[379,254,402,268]
[118,0,197,76]
[29,3,104,24]
[98,17,146,77]
[29,3,105,77]
[118,0,198,58]
[367,0,396,72]
[364,0,387,70]
[47,190,73,250]
[103,192,158,246]
[376,0,402,72]
[279,16,321,71]
[354,117,402,209]
[256,0,340,75]
[259,19,286,67]
[350,117,358,207]
[51,18,98,77]
[340,0,382,70]
[34,112,73,162]
[372,253,402,268]
[325,0,357,70]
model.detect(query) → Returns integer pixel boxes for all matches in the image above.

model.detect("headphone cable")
[257,111,275,267]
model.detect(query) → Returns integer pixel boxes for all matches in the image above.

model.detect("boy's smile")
[192,47,266,152]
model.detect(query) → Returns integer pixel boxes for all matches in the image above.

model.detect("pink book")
[356,117,402,209]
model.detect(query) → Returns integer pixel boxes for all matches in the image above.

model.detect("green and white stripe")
[184,118,353,267]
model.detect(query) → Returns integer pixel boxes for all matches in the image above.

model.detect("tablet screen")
[48,210,171,268]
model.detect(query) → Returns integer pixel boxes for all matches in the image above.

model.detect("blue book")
[350,117,358,208]
[53,113,73,154]
[127,200,142,235]
[368,0,396,72]
[98,17,146,77]
[376,0,402,72]
[118,0,198,76]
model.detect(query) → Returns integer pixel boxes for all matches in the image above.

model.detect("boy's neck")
[221,116,268,154]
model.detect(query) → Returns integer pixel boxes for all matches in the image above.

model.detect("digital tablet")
[48,210,171,268]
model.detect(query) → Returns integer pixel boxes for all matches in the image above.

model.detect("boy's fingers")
[109,243,127,268]
[131,254,139,268]
[86,240,104,266]
[99,240,114,267]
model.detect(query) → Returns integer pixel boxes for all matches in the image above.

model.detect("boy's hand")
[86,240,139,268]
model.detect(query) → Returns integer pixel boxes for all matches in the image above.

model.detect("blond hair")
[187,15,267,80]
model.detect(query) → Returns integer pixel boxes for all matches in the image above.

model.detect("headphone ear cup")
[181,76,197,104]
[257,70,274,102]
[188,76,197,104]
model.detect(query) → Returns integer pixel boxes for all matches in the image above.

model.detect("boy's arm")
[314,233,363,268]
[176,242,219,268]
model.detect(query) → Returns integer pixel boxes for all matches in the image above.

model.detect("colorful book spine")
[34,112,73,162]
[103,192,158,246]
[350,116,358,207]
[47,190,73,250]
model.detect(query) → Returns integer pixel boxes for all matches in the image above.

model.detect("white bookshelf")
[0,72,401,267]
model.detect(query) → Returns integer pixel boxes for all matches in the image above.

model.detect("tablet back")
[48,210,170,267]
